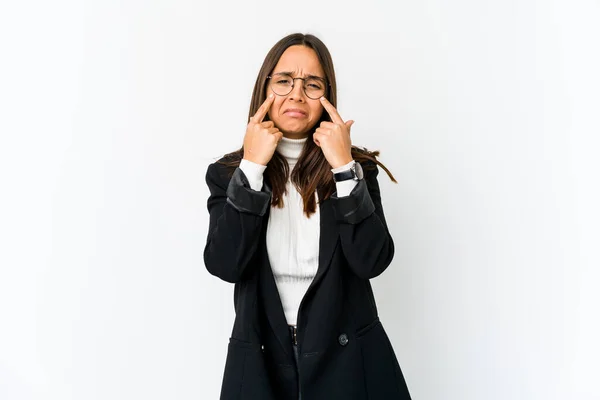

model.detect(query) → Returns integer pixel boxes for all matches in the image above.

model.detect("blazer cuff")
[226,167,271,216]
[330,178,375,224]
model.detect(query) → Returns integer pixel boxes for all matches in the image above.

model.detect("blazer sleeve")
[203,162,271,283]
[329,161,395,279]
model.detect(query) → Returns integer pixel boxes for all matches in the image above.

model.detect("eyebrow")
[275,71,326,80]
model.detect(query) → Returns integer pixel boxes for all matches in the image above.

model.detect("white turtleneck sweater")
[239,137,357,326]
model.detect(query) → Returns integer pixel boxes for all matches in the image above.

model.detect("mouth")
[283,108,308,118]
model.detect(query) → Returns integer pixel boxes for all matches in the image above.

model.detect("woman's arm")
[203,162,270,283]
[330,162,395,279]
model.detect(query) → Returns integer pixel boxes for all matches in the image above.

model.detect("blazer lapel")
[257,206,291,355]
[312,198,339,290]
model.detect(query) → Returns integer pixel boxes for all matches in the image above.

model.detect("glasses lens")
[304,78,326,99]
[270,74,293,96]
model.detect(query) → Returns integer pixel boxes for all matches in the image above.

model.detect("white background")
[1,0,599,399]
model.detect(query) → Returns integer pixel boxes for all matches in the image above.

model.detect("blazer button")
[338,333,349,346]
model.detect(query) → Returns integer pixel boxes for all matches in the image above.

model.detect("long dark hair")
[219,33,396,217]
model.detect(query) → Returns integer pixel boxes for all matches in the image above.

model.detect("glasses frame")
[266,73,330,100]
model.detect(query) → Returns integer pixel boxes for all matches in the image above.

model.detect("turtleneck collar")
[276,136,307,167]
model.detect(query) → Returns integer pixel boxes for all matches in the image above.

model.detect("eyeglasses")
[266,73,329,100]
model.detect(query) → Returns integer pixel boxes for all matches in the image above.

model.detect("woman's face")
[266,45,325,139]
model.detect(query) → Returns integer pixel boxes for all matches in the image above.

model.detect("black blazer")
[204,157,412,400]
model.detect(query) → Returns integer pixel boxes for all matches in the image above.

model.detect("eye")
[305,79,324,89]
[273,75,292,85]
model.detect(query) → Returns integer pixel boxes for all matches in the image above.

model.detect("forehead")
[272,45,324,77]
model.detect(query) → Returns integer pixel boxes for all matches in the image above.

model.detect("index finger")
[250,94,275,123]
[319,96,344,125]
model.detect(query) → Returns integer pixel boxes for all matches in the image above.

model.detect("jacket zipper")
[293,323,301,399]
[296,287,313,399]
[292,326,298,346]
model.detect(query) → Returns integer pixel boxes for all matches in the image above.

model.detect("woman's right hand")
[243,94,283,165]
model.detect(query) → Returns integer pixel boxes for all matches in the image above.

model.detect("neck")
[277,136,307,168]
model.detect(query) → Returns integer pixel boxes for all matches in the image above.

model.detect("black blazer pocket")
[221,338,275,400]
[356,319,410,399]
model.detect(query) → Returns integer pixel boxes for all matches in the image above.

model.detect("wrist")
[239,158,267,191]
[332,160,363,183]
[242,156,268,166]
[331,159,355,173]
[330,156,354,169]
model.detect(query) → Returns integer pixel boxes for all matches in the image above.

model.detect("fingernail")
[269,94,274,98]
[320,96,325,101]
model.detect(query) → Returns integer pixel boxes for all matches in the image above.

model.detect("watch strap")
[333,161,363,182]
[333,168,355,182]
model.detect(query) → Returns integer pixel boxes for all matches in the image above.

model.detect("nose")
[288,78,306,102]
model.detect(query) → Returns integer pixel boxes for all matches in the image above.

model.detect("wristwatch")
[333,161,364,182]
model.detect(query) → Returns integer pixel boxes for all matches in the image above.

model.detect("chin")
[282,131,308,139]
[279,124,308,135]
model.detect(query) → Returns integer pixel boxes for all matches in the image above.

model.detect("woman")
[204,33,412,400]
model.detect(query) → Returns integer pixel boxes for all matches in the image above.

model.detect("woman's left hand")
[313,97,355,169]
